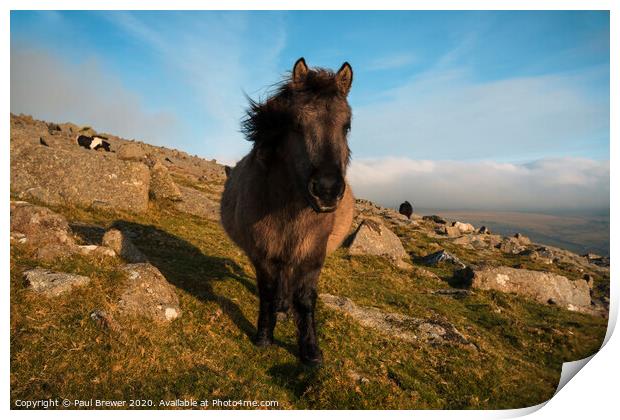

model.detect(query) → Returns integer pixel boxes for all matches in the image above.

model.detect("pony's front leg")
[292,266,323,366]
[254,269,277,347]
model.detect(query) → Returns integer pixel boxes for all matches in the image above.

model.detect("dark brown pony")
[220,58,355,365]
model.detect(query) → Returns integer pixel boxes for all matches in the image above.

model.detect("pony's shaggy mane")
[241,68,343,145]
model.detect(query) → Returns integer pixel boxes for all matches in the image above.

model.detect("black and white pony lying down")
[76,135,111,152]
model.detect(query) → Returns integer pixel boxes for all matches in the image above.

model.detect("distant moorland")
[416,209,609,257]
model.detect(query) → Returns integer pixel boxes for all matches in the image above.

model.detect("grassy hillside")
[11,193,607,409]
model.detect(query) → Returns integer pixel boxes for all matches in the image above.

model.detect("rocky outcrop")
[23,268,91,297]
[117,263,181,322]
[10,201,77,260]
[439,225,461,237]
[116,143,147,162]
[452,234,502,251]
[423,250,466,268]
[320,294,470,346]
[11,144,150,213]
[174,185,220,220]
[149,161,182,201]
[348,219,411,269]
[457,266,591,312]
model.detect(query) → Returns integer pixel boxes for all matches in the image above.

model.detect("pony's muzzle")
[308,173,345,213]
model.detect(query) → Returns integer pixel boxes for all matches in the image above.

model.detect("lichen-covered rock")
[11,145,150,213]
[102,229,147,263]
[10,201,77,260]
[149,161,182,201]
[174,185,220,220]
[320,294,469,345]
[462,266,591,311]
[439,225,461,237]
[452,234,502,251]
[513,233,531,245]
[497,237,526,254]
[23,268,91,297]
[348,219,409,265]
[117,263,181,322]
[423,250,465,268]
[116,143,147,162]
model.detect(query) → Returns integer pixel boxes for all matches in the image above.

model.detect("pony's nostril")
[308,179,320,198]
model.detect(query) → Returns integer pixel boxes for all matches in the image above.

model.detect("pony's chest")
[250,210,332,260]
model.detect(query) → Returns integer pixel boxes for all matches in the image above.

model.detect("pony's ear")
[292,57,308,86]
[336,62,353,95]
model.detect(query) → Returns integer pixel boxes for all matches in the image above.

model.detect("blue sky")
[10,11,610,211]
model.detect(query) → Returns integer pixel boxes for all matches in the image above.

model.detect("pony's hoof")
[253,334,274,348]
[300,347,323,366]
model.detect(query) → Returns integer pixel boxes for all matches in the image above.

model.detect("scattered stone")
[149,161,182,201]
[453,266,476,287]
[497,237,526,254]
[583,252,601,260]
[23,268,91,297]
[423,215,447,224]
[102,228,147,263]
[432,289,473,298]
[90,309,120,331]
[439,225,462,237]
[348,219,410,267]
[10,202,78,260]
[11,144,150,213]
[117,263,181,322]
[77,244,116,258]
[11,202,73,245]
[478,226,490,234]
[320,293,469,345]
[47,122,61,132]
[452,221,475,234]
[451,234,502,251]
[174,185,220,220]
[39,137,49,147]
[583,273,595,289]
[116,143,147,162]
[422,250,466,268]
[457,266,591,311]
[347,370,370,384]
[513,233,531,245]
[582,253,610,268]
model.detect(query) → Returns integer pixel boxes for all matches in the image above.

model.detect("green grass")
[10,199,608,409]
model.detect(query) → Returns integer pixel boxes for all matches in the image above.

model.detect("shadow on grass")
[107,220,297,356]
[266,362,321,399]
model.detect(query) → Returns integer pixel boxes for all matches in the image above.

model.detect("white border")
[3,1,616,419]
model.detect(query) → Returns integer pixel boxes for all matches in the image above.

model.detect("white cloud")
[105,12,287,163]
[10,48,179,146]
[350,67,609,161]
[348,157,609,212]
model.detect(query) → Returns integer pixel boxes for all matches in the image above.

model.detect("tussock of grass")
[10,199,608,409]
